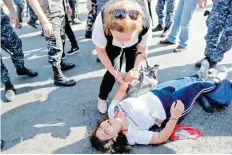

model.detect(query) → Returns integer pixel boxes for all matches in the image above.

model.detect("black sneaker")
[152,24,164,32]
[41,31,44,37]
[61,62,75,71]
[204,10,210,16]
[96,58,101,63]
[18,23,22,29]
[16,67,38,77]
[161,27,170,37]
[85,33,92,39]
[5,81,16,102]
[173,45,186,53]
[160,39,175,45]
[27,21,37,29]
[1,140,5,149]
[67,46,80,55]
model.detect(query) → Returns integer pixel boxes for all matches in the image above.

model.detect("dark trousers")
[152,75,216,123]
[1,15,24,84]
[85,0,97,35]
[28,4,38,23]
[99,44,137,100]
[65,15,78,48]
[68,0,76,20]
[204,0,232,63]
[45,16,65,67]
[15,2,24,23]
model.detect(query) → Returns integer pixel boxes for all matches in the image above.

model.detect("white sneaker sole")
[5,90,15,102]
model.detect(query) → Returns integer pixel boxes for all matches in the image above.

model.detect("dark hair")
[90,118,132,154]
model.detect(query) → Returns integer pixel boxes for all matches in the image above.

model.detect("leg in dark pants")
[154,78,215,122]
[205,0,232,64]
[99,46,121,100]
[27,4,38,29]
[65,15,78,49]
[1,59,11,85]
[1,13,37,101]
[1,16,24,69]
[68,0,76,21]
[85,0,97,38]
[1,58,16,102]
[15,2,24,24]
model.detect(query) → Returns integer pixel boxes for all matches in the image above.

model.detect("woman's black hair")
[90,117,132,154]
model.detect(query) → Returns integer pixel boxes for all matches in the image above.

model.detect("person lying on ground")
[90,65,228,153]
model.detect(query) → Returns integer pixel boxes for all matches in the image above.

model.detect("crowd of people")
[1,0,232,152]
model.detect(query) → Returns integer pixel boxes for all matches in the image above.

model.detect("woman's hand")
[87,0,92,12]
[170,100,184,120]
[124,68,140,85]
[115,72,128,84]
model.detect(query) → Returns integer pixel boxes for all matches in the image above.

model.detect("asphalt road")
[1,0,232,153]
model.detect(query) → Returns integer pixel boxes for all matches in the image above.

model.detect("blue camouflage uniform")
[85,0,97,36]
[156,0,175,28]
[204,0,232,64]
[1,8,24,84]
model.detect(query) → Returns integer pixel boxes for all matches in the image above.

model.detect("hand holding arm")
[96,46,127,84]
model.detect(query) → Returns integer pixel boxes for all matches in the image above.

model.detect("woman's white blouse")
[108,92,166,145]
[92,11,152,49]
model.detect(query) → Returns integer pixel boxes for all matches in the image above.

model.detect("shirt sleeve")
[92,11,107,48]
[134,130,153,145]
[138,18,152,47]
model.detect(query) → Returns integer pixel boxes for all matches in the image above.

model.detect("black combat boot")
[60,61,75,71]
[53,65,76,86]
[16,67,38,77]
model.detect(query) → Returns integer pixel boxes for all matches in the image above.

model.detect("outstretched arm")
[113,69,140,101]
[150,100,184,144]
[113,83,129,101]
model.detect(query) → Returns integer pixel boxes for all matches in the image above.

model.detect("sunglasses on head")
[111,9,139,20]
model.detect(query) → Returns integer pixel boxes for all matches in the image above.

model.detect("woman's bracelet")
[169,117,179,121]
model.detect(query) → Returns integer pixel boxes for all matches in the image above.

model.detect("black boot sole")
[54,80,76,86]
[17,72,38,77]
[160,40,175,45]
